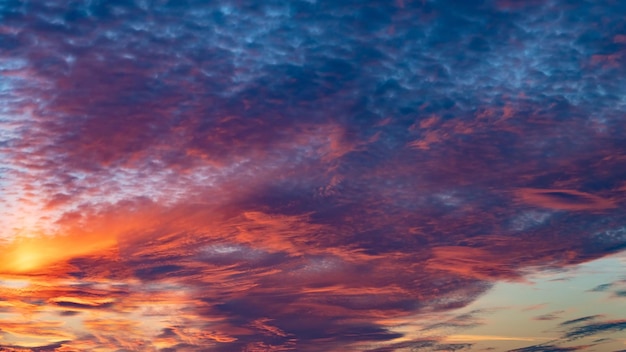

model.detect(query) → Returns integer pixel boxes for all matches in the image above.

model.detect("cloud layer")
[1,0,626,350]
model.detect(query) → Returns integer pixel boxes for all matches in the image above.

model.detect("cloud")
[0,320,74,342]
[508,345,588,352]
[613,290,626,297]
[48,296,116,310]
[426,246,524,281]
[589,283,613,292]
[560,316,604,327]
[364,339,472,352]
[1,0,626,350]
[0,341,69,352]
[533,311,565,321]
[512,315,625,351]
[563,320,626,340]
[422,309,495,332]
[522,304,549,312]
[515,189,616,211]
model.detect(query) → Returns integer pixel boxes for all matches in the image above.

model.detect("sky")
[0,0,626,351]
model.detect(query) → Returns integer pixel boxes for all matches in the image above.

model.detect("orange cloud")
[426,246,524,281]
[515,188,616,211]
[0,320,74,341]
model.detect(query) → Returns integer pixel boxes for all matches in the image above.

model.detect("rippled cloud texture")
[1,0,626,351]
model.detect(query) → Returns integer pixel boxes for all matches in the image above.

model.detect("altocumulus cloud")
[0,0,626,351]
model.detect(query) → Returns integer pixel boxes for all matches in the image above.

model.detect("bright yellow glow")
[11,244,44,272]
[0,233,117,273]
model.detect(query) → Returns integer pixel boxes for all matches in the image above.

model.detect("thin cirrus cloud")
[0,0,626,351]
[504,315,626,351]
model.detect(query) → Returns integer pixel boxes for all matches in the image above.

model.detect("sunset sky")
[1,0,626,351]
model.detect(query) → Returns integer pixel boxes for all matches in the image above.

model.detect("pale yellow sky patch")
[444,334,551,342]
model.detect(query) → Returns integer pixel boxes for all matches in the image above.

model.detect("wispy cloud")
[560,316,604,327]
[563,320,626,340]
[509,344,589,352]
